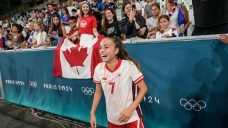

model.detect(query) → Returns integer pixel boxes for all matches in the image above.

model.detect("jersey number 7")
[109,82,115,94]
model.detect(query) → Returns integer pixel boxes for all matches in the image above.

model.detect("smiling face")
[99,38,119,63]
[159,17,170,30]
[82,3,90,16]
[124,3,132,16]
[105,10,114,21]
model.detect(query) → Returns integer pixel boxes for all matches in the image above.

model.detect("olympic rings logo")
[81,87,94,95]
[180,98,206,111]
[29,81,37,88]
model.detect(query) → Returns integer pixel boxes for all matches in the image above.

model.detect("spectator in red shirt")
[78,1,99,47]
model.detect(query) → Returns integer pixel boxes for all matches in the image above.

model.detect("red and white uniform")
[93,59,144,126]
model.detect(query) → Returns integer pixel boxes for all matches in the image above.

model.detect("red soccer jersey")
[79,16,97,35]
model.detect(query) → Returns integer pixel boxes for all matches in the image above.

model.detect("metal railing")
[0,34,223,53]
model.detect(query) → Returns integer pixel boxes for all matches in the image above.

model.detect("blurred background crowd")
[0,0,227,50]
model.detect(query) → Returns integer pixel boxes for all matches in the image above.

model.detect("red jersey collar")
[105,59,122,73]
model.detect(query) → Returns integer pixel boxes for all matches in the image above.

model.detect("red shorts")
[108,118,144,128]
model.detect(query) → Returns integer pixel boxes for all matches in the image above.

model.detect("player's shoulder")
[122,59,135,66]
[95,62,105,69]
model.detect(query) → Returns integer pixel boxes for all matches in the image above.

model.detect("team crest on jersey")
[80,20,87,28]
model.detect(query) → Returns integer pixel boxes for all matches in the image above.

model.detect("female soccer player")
[90,37,147,128]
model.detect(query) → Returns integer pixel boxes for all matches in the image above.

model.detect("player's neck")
[106,57,119,71]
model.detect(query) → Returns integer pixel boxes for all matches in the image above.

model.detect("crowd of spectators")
[0,0,227,50]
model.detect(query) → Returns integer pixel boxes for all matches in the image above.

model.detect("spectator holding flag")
[78,1,99,47]
[66,16,79,45]
[91,37,147,128]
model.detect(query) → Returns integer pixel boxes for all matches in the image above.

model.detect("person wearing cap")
[52,31,62,46]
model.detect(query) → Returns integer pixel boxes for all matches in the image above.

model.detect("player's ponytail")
[107,36,141,71]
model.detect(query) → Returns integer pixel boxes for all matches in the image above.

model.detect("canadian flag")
[53,35,104,79]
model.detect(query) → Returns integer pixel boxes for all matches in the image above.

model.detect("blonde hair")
[34,21,44,31]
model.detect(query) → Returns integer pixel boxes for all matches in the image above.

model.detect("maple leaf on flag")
[63,46,88,67]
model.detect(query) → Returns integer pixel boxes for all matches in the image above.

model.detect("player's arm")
[90,83,102,128]
[119,80,147,122]
[130,80,147,111]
